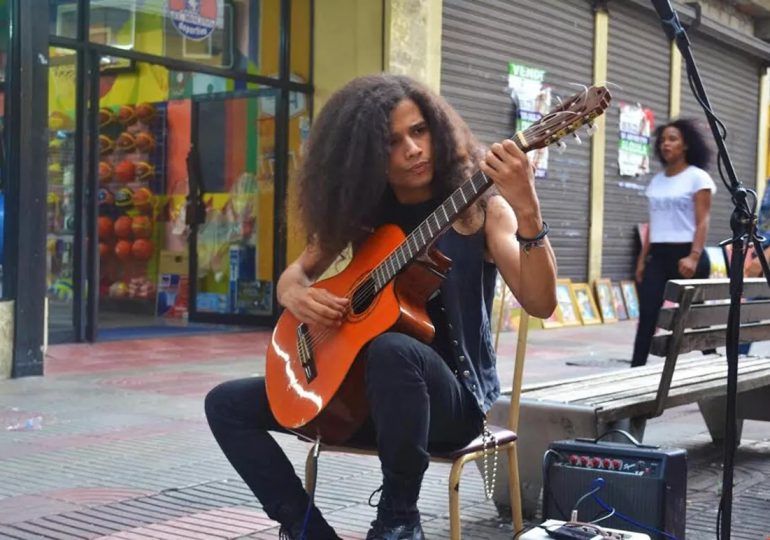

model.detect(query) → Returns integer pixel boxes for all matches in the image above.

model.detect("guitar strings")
[302,107,587,351]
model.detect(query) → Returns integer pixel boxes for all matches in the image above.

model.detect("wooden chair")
[303,288,528,539]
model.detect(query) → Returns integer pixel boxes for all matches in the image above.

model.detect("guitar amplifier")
[543,436,686,540]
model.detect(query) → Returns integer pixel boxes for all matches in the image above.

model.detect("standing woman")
[631,118,715,367]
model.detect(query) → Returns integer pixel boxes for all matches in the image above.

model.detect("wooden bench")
[488,278,770,516]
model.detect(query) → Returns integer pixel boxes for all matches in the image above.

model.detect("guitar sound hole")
[351,279,375,315]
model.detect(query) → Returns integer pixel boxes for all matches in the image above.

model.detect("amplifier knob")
[603,458,612,469]
[591,457,602,468]
[569,454,579,465]
[612,459,623,470]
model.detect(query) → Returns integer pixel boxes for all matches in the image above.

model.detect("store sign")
[168,0,221,41]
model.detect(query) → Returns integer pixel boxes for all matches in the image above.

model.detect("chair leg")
[448,457,468,540]
[507,444,524,534]
[305,445,317,496]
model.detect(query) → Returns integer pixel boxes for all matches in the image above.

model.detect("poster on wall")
[507,62,551,179]
[618,102,654,177]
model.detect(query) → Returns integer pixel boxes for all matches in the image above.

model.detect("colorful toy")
[117,104,137,125]
[109,280,129,297]
[114,187,134,209]
[132,187,154,213]
[135,161,156,181]
[99,134,115,155]
[131,215,152,238]
[114,160,136,183]
[113,216,133,239]
[116,132,136,152]
[99,161,113,183]
[135,131,156,153]
[98,188,115,207]
[114,240,132,261]
[50,277,74,301]
[128,277,156,299]
[99,107,115,128]
[98,216,113,240]
[135,102,156,123]
[131,238,154,261]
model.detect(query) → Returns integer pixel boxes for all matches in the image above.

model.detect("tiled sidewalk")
[0,324,768,538]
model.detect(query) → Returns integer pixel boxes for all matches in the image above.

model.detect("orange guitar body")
[265,224,451,445]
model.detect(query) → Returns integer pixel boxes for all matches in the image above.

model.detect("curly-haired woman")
[631,118,716,367]
[204,74,557,539]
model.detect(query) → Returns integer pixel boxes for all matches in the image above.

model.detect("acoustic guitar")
[266,85,612,444]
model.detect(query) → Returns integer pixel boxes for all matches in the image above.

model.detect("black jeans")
[631,243,710,367]
[205,332,484,537]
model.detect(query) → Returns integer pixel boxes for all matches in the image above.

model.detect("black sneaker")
[366,515,424,540]
[366,486,424,540]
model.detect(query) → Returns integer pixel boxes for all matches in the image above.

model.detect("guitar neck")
[370,169,491,291]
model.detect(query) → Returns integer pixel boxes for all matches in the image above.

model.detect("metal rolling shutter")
[440,0,594,281]
[679,31,761,248]
[602,1,672,280]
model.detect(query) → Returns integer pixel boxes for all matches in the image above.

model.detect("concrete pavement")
[0,321,768,538]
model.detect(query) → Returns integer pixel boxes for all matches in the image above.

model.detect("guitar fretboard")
[370,169,491,291]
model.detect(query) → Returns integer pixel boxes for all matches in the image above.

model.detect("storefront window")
[47,48,79,332]
[50,0,79,38]
[85,0,309,78]
[93,59,290,327]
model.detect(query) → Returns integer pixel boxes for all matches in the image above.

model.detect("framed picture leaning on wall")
[621,280,640,319]
[594,278,618,323]
[611,282,628,320]
[555,278,581,327]
[571,282,602,325]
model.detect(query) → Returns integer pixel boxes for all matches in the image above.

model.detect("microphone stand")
[651,2,770,539]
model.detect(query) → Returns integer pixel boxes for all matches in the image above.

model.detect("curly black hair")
[653,117,713,169]
[296,74,481,255]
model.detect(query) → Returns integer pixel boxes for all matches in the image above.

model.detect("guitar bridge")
[297,323,317,383]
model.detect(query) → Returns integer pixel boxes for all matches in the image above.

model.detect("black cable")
[542,449,570,520]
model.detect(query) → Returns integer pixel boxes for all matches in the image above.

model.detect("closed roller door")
[602,1,671,280]
[679,31,761,247]
[441,0,594,280]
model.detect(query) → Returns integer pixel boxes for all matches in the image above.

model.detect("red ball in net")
[98,216,113,240]
[114,240,133,261]
[113,216,133,239]
[131,238,154,261]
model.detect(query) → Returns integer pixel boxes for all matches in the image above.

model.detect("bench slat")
[571,362,770,409]
[657,299,770,330]
[600,368,770,421]
[651,322,770,356]
[664,278,770,303]
[520,357,770,405]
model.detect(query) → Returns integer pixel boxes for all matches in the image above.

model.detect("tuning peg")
[573,132,582,145]
[585,123,598,137]
[555,140,567,154]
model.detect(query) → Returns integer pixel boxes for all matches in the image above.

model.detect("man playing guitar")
[205,74,558,540]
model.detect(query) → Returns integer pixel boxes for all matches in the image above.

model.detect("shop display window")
[47,48,78,331]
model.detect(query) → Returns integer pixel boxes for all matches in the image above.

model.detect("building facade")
[2,0,769,377]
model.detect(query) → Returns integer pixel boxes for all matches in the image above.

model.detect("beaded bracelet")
[516,221,549,253]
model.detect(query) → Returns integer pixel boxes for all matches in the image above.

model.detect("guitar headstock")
[514,85,612,152]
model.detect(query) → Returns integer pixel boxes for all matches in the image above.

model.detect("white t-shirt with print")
[645,165,716,243]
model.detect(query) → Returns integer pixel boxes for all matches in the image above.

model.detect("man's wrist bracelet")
[516,221,549,252]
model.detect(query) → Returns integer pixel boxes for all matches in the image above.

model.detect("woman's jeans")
[631,243,710,367]
[204,332,483,535]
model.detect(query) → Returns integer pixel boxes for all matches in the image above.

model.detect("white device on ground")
[519,519,652,540]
